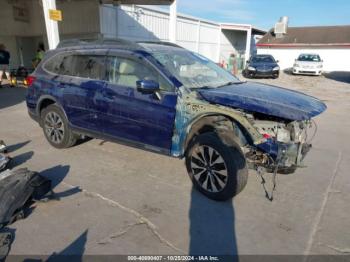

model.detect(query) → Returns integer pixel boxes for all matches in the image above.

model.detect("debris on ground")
[0,230,13,260]
[0,140,10,172]
[0,168,54,260]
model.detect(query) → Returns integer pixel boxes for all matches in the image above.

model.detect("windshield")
[251,55,275,63]
[297,54,321,62]
[150,49,240,89]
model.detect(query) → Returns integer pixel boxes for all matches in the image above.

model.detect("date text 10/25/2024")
[128,256,220,261]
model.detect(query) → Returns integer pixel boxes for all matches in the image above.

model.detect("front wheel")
[41,104,77,149]
[185,133,248,201]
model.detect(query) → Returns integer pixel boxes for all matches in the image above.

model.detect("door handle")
[102,89,116,100]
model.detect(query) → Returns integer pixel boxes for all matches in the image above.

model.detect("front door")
[102,53,177,152]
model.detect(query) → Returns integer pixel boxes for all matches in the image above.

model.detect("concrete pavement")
[0,73,349,256]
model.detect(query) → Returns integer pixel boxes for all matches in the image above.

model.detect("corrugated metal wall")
[100,5,222,62]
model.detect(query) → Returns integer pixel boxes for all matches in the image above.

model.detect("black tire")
[185,132,248,201]
[41,104,77,149]
[243,70,249,79]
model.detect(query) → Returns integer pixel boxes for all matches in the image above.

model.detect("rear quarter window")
[43,53,67,74]
[43,53,106,80]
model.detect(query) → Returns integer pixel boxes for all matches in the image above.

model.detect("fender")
[181,113,249,153]
[36,95,58,115]
[170,87,265,158]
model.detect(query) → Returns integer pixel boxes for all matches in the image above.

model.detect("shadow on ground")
[8,151,34,168]
[323,71,350,84]
[0,86,27,110]
[6,140,31,153]
[189,189,237,258]
[40,165,82,199]
[20,230,88,261]
[47,230,88,261]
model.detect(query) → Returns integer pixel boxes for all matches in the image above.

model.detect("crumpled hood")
[197,82,327,121]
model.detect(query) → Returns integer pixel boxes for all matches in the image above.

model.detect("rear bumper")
[28,109,40,124]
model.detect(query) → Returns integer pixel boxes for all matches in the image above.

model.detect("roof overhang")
[220,23,266,35]
[257,43,350,48]
[221,23,251,31]
[100,0,173,4]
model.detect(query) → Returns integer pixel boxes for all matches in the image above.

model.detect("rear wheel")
[41,104,77,149]
[185,133,248,201]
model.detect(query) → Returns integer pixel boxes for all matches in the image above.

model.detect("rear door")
[102,52,177,152]
[53,51,107,131]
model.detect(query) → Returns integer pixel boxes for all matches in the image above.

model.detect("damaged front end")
[245,114,315,173]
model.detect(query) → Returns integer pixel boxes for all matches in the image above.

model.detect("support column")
[244,26,252,67]
[169,0,177,43]
[217,26,222,63]
[42,0,60,49]
[196,20,201,52]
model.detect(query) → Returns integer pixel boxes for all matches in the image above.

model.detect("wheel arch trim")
[36,95,69,126]
[173,110,264,158]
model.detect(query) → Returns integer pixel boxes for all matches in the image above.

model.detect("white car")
[293,54,323,76]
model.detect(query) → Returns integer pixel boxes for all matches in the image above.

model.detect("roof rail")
[137,41,184,49]
[57,38,140,49]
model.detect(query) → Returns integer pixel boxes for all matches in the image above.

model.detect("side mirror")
[136,80,160,94]
[276,60,279,63]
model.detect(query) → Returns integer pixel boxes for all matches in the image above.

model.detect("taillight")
[263,133,271,139]
[25,75,36,87]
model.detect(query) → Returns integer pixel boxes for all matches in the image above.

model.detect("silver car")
[293,54,323,76]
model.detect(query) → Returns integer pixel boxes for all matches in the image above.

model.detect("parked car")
[243,54,280,79]
[293,54,323,76]
[26,39,326,201]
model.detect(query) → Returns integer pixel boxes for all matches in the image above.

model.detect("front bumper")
[247,139,312,173]
[246,69,279,78]
[293,68,322,75]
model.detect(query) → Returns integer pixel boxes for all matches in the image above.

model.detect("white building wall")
[101,5,224,62]
[220,30,247,60]
[257,47,350,72]
[176,17,199,52]
[115,5,170,41]
[57,0,100,37]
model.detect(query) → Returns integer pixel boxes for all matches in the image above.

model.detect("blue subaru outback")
[26,39,326,201]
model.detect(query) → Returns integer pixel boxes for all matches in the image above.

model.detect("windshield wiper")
[216,81,244,88]
[194,85,214,90]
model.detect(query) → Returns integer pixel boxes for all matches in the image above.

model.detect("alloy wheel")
[190,145,228,193]
[44,111,65,144]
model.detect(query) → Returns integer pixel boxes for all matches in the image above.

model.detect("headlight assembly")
[273,66,280,71]
[248,66,256,71]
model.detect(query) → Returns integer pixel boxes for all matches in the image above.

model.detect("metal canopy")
[100,0,174,5]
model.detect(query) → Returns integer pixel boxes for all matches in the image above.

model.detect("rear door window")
[71,55,106,80]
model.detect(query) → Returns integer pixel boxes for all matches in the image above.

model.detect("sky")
[160,0,350,30]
